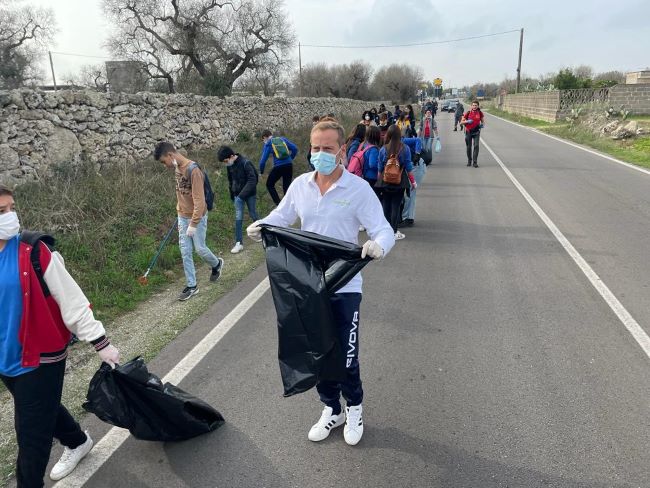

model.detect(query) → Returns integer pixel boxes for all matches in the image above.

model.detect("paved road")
[52,112,649,488]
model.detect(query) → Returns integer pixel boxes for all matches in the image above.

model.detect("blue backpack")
[186,162,215,211]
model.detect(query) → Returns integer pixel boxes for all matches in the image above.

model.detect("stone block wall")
[0,89,384,186]
[608,85,650,115]
[499,91,561,122]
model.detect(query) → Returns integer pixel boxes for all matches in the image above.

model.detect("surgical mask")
[225,158,235,167]
[0,211,20,240]
[364,115,370,121]
[310,149,340,175]
[172,158,178,168]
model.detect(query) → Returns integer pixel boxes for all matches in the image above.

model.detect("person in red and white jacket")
[0,186,120,487]
[460,100,485,168]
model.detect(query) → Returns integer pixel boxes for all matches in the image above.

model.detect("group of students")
[0,98,485,487]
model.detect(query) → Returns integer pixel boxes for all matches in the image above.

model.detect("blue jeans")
[317,293,363,413]
[422,137,434,154]
[234,195,258,243]
[178,215,220,288]
[402,160,427,221]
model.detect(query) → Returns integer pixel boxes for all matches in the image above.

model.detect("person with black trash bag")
[0,185,121,486]
[247,119,395,446]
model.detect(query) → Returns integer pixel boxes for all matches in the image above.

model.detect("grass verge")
[483,106,650,169]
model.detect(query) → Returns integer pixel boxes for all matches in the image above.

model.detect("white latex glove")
[186,225,197,238]
[411,181,418,190]
[361,240,384,260]
[247,220,263,242]
[98,344,120,369]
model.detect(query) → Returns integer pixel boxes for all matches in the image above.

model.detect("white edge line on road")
[485,111,650,176]
[54,277,271,488]
[481,137,650,360]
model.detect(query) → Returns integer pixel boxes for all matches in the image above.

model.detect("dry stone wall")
[0,89,383,186]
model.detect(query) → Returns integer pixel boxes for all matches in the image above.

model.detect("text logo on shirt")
[333,199,351,208]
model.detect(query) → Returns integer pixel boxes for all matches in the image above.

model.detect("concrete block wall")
[608,85,650,115]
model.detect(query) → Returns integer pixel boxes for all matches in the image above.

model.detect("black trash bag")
[83,357,224,441]
[261,225,372,397]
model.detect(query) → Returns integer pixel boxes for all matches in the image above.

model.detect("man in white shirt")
[247,119,395,446]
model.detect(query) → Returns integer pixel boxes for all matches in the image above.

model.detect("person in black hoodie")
[218,146,259,254]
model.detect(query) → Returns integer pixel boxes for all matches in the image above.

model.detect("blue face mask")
[310,150,339,175]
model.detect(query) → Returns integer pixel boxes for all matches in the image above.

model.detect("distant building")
[105,61,148,93]
[625,70,650,85]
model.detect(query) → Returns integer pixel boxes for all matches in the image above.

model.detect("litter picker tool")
[138,220,177,286]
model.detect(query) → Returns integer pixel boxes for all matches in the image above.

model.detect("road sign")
[434,78,443,86]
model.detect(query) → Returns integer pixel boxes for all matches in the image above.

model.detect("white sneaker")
[395,231,406,240]
[344,405,364,446]
[50,431,93,481]
[308,406,345,442]
[230,242,244,254]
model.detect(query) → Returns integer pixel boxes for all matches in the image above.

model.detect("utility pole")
[516,28,524,93]
[298,42,303,97]
[48,51,57,91]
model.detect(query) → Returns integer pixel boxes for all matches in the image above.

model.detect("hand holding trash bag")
[83,357,224,442]
[361,240,383,259]
[247,220,263,242]
[98,344,120,368]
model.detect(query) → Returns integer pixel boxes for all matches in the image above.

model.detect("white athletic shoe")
[308,406,345,442]
[395,231,406,240]
[344,405,364,446]
[50,431,93,481]
[230,242,244,254]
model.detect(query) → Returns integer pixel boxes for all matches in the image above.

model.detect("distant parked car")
[447,100,459,112]
[441,100,451,112]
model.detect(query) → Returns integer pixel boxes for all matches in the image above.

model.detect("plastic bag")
[83,357,224,441]
[434,138,442,153]
[261,225,372,397]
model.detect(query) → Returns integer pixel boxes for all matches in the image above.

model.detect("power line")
[301,29,520,49]
[50,51,112,60]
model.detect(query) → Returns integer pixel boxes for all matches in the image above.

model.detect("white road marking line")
[481,137,650,360]
[55,277,271,488]
[486,112,650,176]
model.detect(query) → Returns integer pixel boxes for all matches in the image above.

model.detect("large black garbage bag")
[261,225,372,397]
[83,357,224,441]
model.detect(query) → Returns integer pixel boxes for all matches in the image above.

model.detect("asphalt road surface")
[50,111,650,488]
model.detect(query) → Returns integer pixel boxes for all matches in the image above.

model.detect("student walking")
[401,136,426,228]
[247,119,395,446]
[454,101,465,131]
[345,124,367,163]
[419,109,439,154]
[0,186,120,487]
[154,142,224,301]
[460,101,485,167]
[217,146,259,254]
[377,125,417,240]
[259,130,298,205]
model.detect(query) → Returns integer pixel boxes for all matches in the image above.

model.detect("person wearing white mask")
[247,119,395,446]
[0,185,120,485]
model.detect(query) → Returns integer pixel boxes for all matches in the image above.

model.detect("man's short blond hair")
[311,119,345,147]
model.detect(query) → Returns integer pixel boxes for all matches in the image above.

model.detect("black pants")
[266,164,293,205]
[364,178,383,202]
[1,360,87,488]
[382,188,405,233]
[316,293,363,413]
[465,131,480,164]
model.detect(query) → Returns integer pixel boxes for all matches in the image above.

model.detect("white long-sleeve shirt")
[260,168,395,294]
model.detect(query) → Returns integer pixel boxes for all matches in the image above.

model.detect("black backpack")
[186,162,215,211]
[20,231,55,297]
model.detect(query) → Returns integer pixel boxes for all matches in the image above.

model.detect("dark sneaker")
[473,162,479,168]
[210,258,225,282]
[178,286,199,301]
[398,219,414,228]
[467,161,472,166]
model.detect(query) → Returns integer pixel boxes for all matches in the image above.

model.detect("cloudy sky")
[33,0,649,88]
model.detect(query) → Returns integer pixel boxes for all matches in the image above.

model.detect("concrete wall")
[499,91,561,122]
[0,89,384,186]
[609,84,650,114]
[499,85,650,121]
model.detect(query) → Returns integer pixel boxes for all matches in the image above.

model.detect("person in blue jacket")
[345,124,367,163]
[401,136,426,228]
[376,125,417,240]
[360,125,381,199]
[258,129,298,205]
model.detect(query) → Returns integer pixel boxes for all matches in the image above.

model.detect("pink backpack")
[347,143,374,177]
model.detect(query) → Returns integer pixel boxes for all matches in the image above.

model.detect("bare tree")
[292,63,336,98]
[0,0,55,88]
[62,63,108,91]
[371,64,423,103]
[334,61,372,100]
[103,0,295,95]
